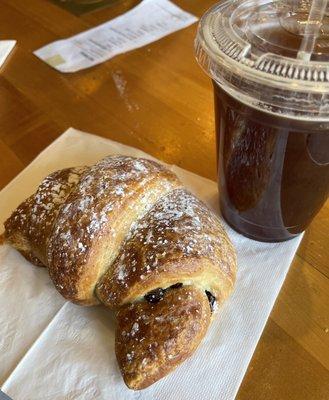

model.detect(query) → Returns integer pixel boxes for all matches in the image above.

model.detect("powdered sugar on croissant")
[4,156,236,390]
[97,188,235,309]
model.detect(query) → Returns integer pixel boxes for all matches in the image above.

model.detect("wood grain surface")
[0,0,328,398]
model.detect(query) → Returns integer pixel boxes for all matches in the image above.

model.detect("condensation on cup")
[195,0,329,242]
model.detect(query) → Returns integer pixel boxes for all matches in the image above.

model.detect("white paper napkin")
[0,41,16,68]
[0,128,303,400]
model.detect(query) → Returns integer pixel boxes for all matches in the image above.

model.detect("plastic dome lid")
[195,0,329,120]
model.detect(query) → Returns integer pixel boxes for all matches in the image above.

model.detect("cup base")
[221,201,300,243]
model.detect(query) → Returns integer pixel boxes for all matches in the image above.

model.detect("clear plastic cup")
[195,0,329,242]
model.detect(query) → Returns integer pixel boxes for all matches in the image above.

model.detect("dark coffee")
[214,83,329,242]
[196,0,329,241]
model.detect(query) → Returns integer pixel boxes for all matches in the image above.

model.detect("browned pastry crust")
[116,285,211,390]
[5,157,182,305]
[47,157,182,305]
[3,155,237,390]
[4,167,87,266]
[96,188,236,309]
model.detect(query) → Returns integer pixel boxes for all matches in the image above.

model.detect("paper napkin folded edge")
[0,40,16,68]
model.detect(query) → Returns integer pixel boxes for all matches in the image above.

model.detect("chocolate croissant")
[3,156,236,390]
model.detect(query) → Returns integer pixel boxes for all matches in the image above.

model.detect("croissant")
[3,155,237,390]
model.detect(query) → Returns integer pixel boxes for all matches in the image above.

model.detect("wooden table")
[0,1,328,398]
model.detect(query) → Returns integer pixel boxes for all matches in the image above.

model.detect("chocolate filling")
[169,283,183,290]
[144,288,165,303]
[205,290,216,312]
[144,283,183,303]
[144,284,216,313]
